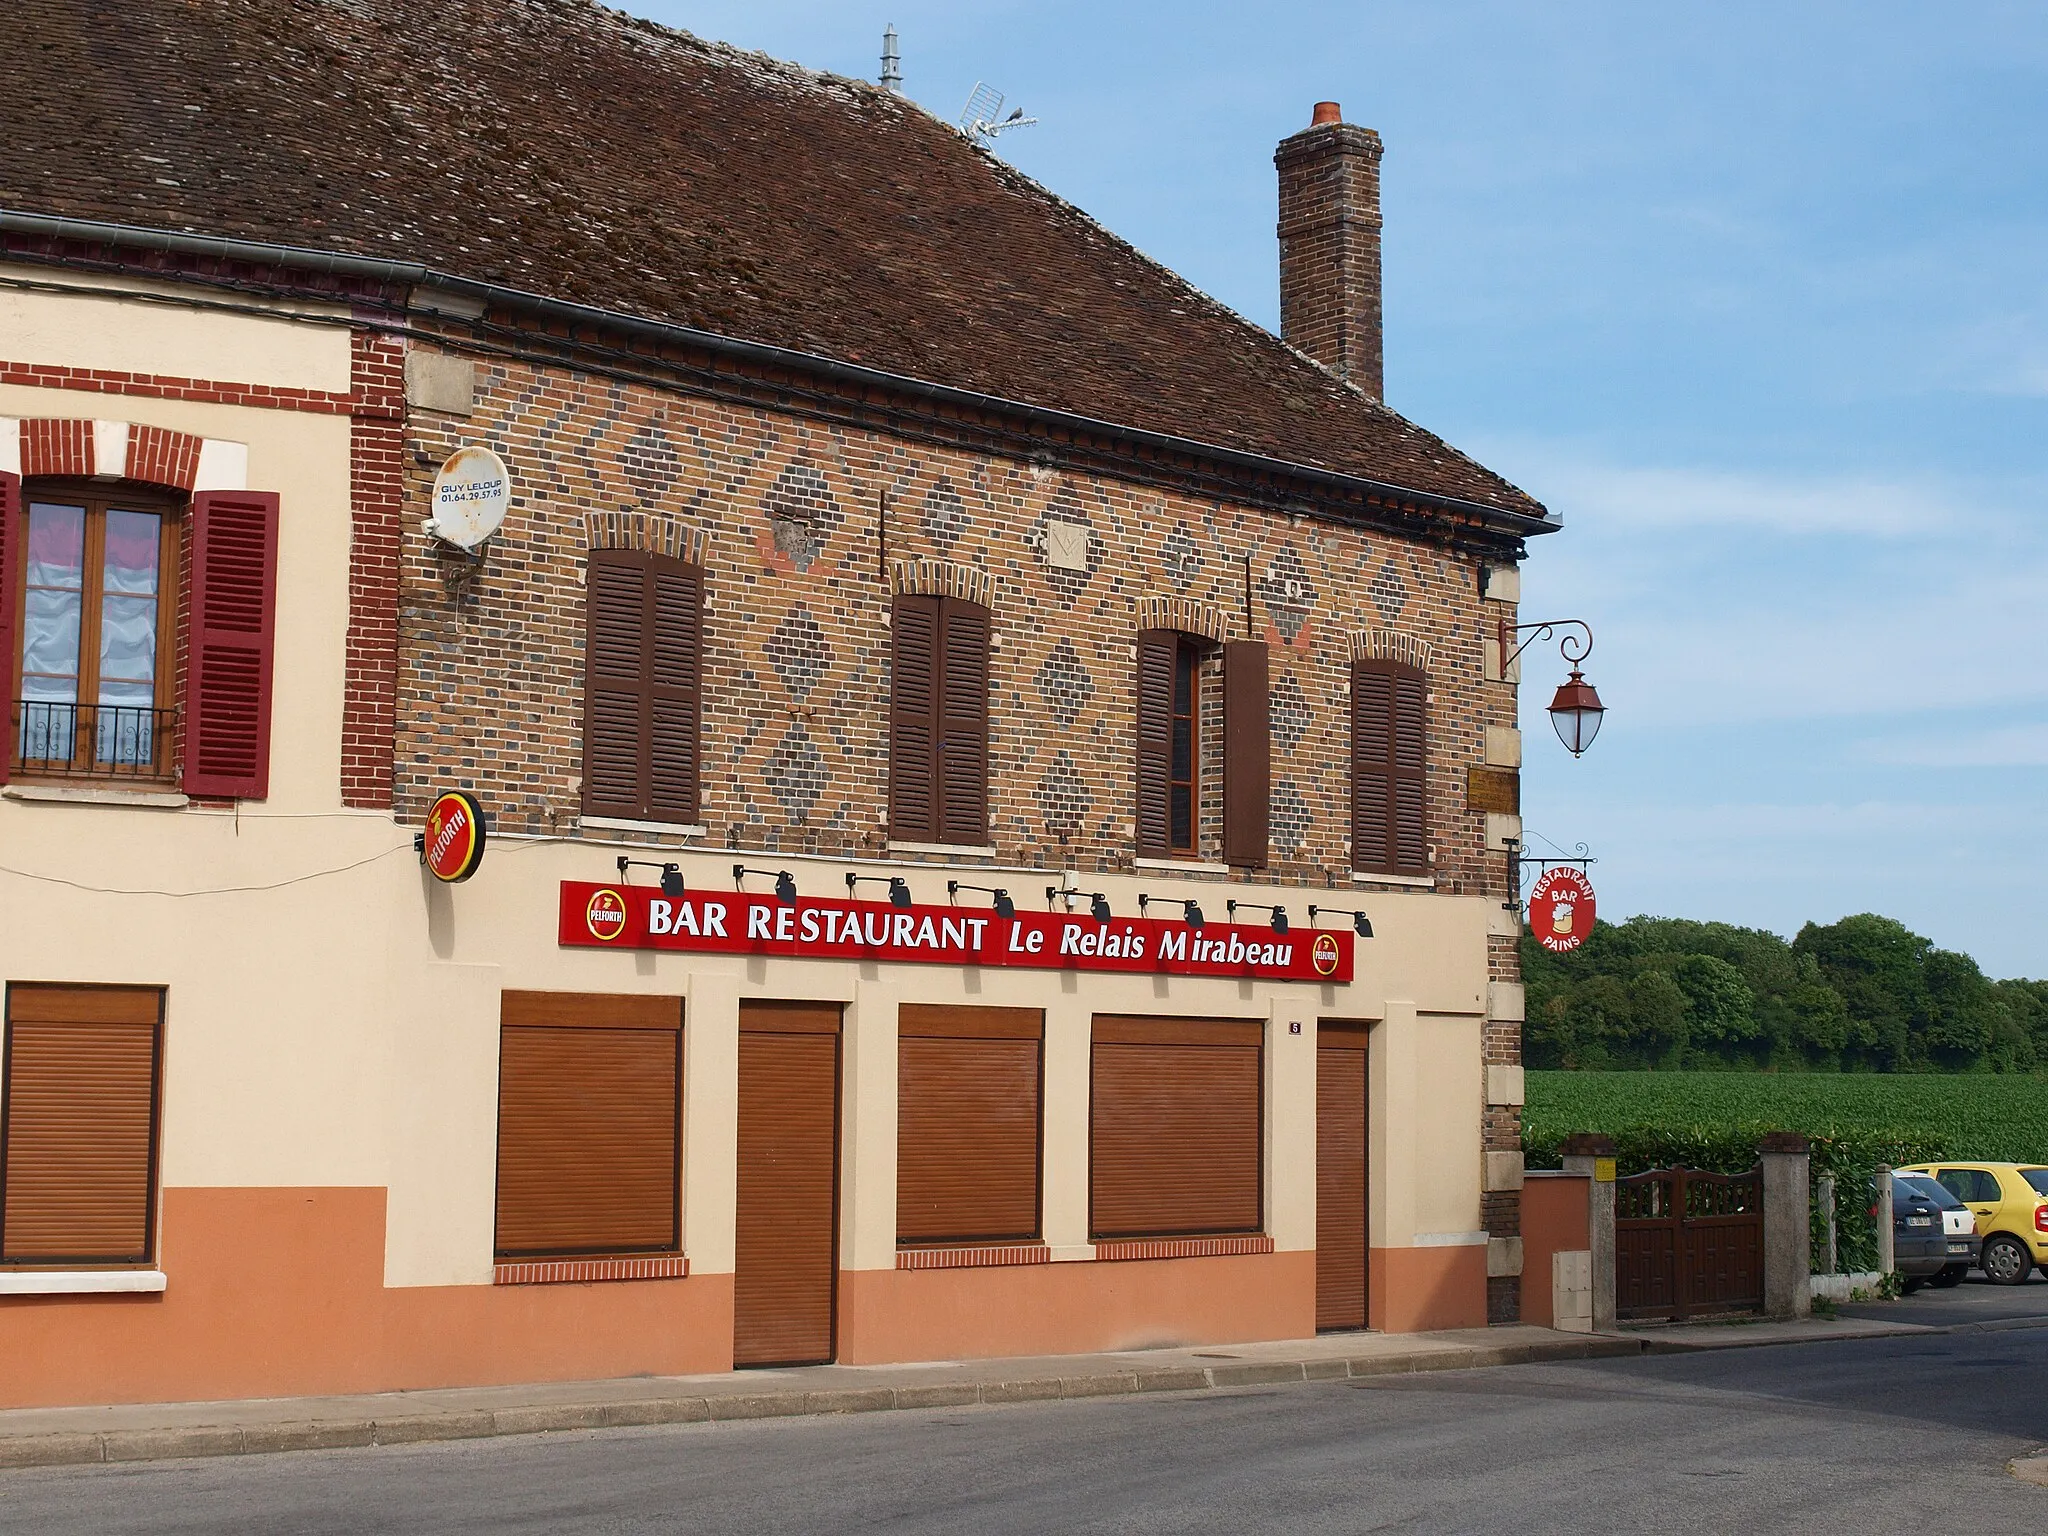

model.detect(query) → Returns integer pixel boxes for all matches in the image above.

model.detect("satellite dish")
[427,445,512,551]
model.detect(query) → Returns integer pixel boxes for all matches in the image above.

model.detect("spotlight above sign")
[426,444,513,551]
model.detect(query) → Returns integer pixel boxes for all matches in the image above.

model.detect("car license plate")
[1948,1241,1972,1254]
[1907,1216,1932,1227]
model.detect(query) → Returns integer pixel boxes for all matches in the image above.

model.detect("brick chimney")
[1275,102,1384,400]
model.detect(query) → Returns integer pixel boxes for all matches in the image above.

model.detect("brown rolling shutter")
[1090,1015,1262,1240]
[1223,640,1269,869]
[1352,659,1428,876]
[1316,1023,1369,1331]
[183,490,279,799]
[494,992,682,1258]
[734,1001,840,1367]
[888,595,939,842]
[1133,630,1176,858]
[898,1005,1041,1245]
[1,984,163,1265]
[583,550,702,823]
[0,471,18,787]
[935,600,990,846]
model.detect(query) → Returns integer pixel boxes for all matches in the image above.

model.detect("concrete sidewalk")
[0,1325,1639,1468]
[0,1310,1990,1470]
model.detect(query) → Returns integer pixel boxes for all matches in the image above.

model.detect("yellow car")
[1899,1162,2048,1286]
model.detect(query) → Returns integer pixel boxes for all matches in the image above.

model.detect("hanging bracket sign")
[426,445,512,550]
[557,882,1352,982]
[419,790,488,883]
[1528,866,1595,953]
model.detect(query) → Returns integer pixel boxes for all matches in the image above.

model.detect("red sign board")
[557,882,1353,982]
[422,790,487,883]
[1528,867,1595,953]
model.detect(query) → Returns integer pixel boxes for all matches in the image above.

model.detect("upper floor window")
[1351,658,1427,876]
[15,485,178,779]
[888,594,989,846]
[1,475,277,798]
[581,548,704,825]
[1137,632,1268,866]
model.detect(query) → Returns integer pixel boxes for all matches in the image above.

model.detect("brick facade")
[392,346,1521,892]
[342,326,406,809]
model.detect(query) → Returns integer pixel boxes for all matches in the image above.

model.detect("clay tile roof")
[2,0,1547,521]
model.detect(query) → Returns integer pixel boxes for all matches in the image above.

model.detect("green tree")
[1793,915,1931,1070]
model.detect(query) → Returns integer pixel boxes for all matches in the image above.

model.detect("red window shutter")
[0,471,19,788]
[936,599,989,846]
[889,596,939,842]
[1223,641,1269,869]
[183,490,279,799]
[1352,659,1427,876]
[1133,630,1176,858]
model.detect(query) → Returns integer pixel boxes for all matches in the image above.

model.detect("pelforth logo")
[420,790,486,883]
[584,888,629,942]
[1311,932,1342,977]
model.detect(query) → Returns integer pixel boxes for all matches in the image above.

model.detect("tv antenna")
[958,82,1036,143]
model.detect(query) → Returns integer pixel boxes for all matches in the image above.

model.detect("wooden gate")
[1615,1166,1764,1321]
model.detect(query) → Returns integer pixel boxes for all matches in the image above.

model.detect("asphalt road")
[1839,1266,2048,1329]
[9,1330,2048,1535]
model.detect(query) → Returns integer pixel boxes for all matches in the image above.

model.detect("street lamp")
[1500,618,1607,758]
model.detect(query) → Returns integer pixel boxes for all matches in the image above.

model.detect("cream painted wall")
[0,268,354,394]
[0,382,355,813]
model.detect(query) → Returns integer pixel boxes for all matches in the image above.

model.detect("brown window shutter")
[583,551,702,823]
[494,994,682,1258]
[936,599,990,846]
[1222,640,1269,868]
[648,560,703,824]
[1352,660,1428,876]
[888,595,939,842]
[183,491,280,799]
[1133,630,1176,858]
[897,1005,1041,1245]
[1089,1014,1262,1240]
[1,985,163,1265]
[583,550,649,819]
[0,471,18,787]
[1392,671,1428,873]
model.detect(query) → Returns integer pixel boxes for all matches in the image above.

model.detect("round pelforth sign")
[1528,866,1595,954]
[422,790,487,883]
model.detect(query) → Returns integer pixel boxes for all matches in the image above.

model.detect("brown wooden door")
[1316,1023,1369,1331]
[734,1001,841,1367]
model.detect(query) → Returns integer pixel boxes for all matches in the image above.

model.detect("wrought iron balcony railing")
[12,701,179,780]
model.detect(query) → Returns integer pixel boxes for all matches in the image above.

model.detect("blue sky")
[643,3,2048,977]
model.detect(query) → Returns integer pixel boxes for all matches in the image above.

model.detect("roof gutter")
[0,209,1560,539]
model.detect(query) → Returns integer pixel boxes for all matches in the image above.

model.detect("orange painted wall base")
[0,1188,733,1410]
[837,1250,1316,1364]
[1368,1244,1489,1332]
[1519,1173,1592,1329]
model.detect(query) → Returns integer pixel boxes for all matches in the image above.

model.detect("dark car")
[1893,1174,1975,1292]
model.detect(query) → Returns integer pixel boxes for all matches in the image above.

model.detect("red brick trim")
[1093,1235,1275,1262]
[13,417,206,489]
[19,418,91,477]
[0,360,355,415]
[342,329,404,809]
[493,1255,690,1286]
[128,424,205,490]
[895,1243,1053,1271]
